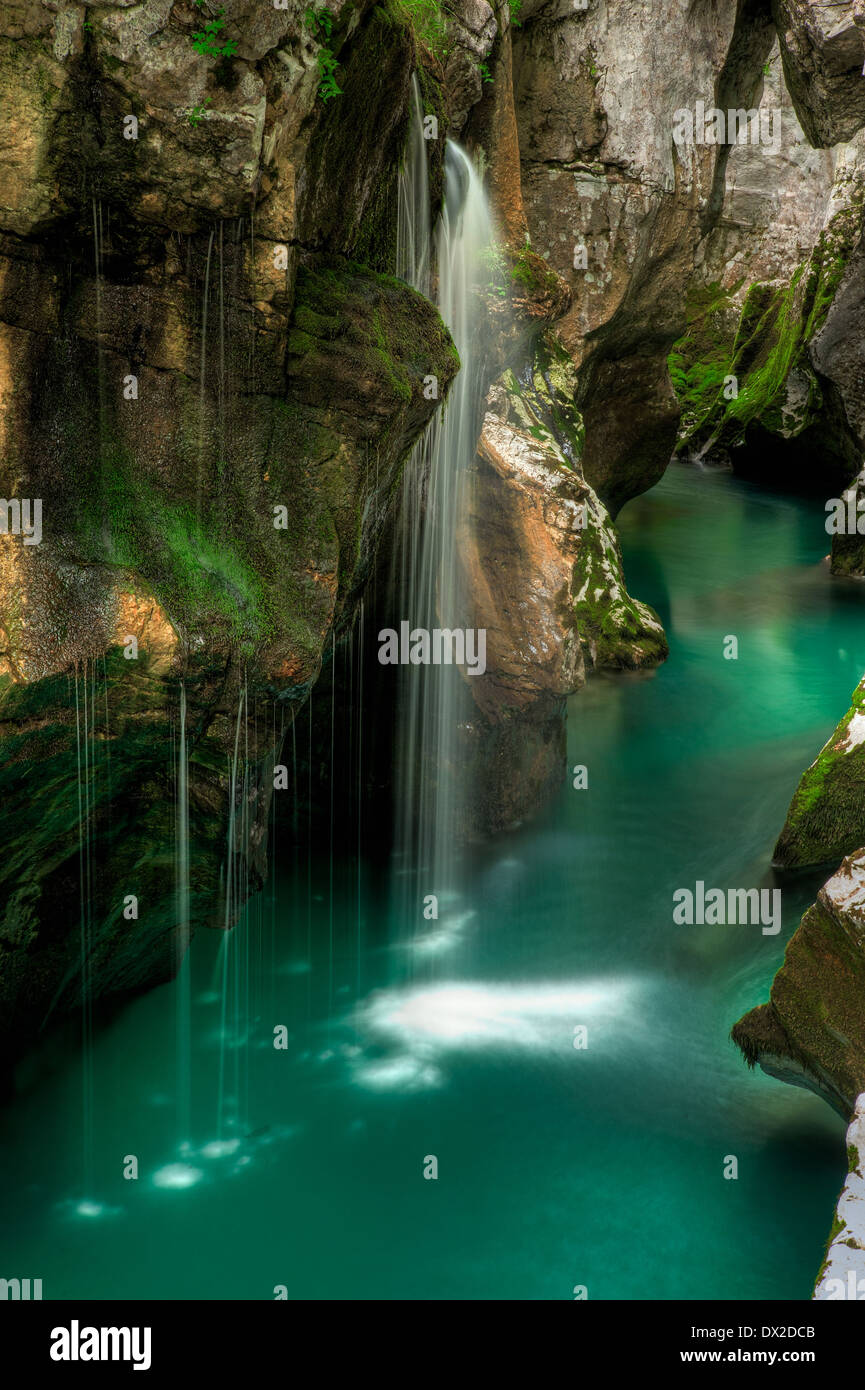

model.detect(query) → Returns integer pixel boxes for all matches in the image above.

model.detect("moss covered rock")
[774,677,865,869]
[670,171,865,492]
[733,848,865,1120]
[0,0,461,1068]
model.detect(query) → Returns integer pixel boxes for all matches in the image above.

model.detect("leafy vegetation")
[187,96,212,127]
[191,7,238,59]
[390,0,449,60]
[305,6,344,101]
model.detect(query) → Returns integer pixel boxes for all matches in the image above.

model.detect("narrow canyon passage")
[1,462,858,1299]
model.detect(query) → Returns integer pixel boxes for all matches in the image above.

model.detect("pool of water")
[1,461,861,1300]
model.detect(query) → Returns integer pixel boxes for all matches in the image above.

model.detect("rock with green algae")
[774,676,865,869]
[0,256,458,1067]
[0,0,465,1070]
[670,144,865,494]
[475,348,667,680]
[732,847,865,1120]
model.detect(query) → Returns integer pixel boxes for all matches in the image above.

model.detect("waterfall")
[394,99,499,941]
[396,73,431,296]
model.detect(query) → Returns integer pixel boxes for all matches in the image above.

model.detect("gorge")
[1,0,865,1304]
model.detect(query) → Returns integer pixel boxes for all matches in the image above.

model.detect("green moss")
[372,308,413,402]
[84,443,271,654]
[287,328,315,357]
[387,0,449,60]
[571,513,668,670]
[668,280,741,443]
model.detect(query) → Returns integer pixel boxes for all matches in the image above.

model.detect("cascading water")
[216,684,248,1140]
[394,89,499,944]
[396,74,431,298]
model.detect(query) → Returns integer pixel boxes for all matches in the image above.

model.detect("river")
[1,460,858,1299]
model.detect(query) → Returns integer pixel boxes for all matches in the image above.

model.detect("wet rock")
[733,848,865,1119]
[774,676,865,868]
[0,0,459,1063]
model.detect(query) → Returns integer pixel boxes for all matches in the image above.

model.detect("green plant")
[316,49,342,100]
[479,241,508,295]
[762,60,771,75]
[479,60,493,85]
[304,5,333,40]
[191,7,238,58]
[188,96,212,126]
[391,0,449,60]
[508,0,522,27]
[511,247,534,289]
[305,7,343,101]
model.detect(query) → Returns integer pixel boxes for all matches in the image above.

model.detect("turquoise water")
[2,461,861,1300]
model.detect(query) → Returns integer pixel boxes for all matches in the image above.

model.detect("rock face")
[774,0,865,147]
[671,134,865,490]
[453,339,666,835]
[0,0,460,1063]
[733,849,865,1119]
[699,41,834,293]
[814,1093,865,1300]
[511,0,776,514]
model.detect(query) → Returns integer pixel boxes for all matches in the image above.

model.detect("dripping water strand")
[74,669,94,1198]
[217,683,246,1139]
[176,683,191,1151]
